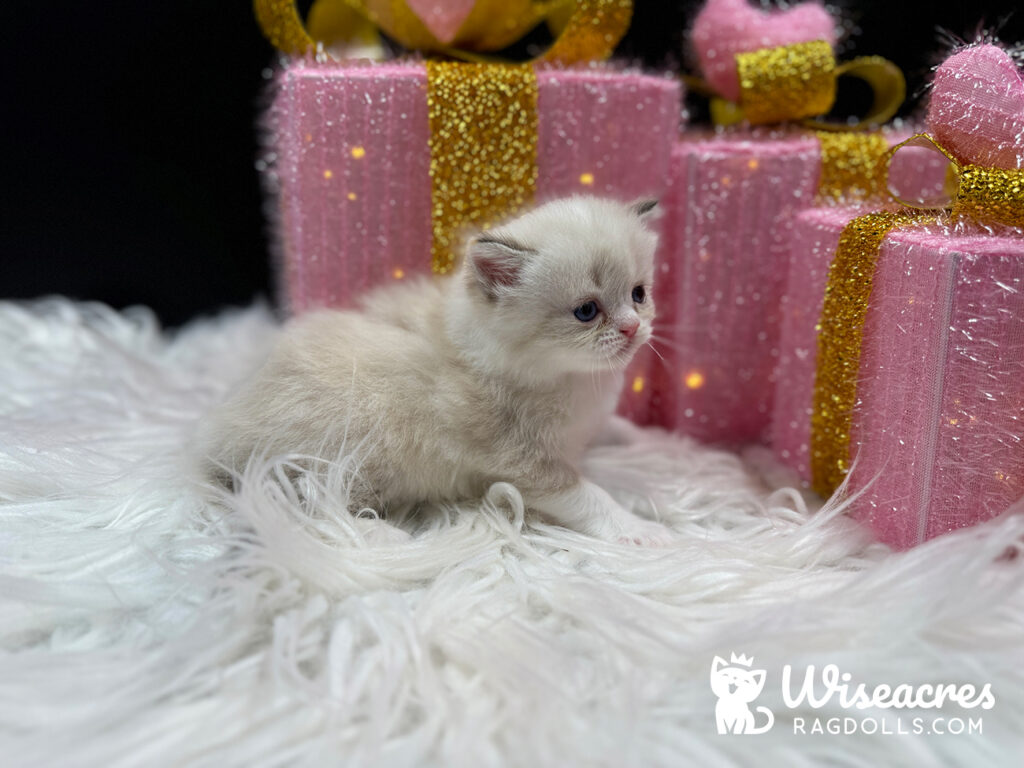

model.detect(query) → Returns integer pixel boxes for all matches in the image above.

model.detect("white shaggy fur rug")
[2,299,1023,768]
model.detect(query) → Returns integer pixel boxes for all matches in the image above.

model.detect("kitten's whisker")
[645,340,668,367]
[647,333,693,355]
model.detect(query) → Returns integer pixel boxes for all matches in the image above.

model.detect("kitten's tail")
[748,707,775,735]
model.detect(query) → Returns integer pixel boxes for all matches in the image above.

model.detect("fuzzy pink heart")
[926,44,1024,170]
[404,0,476,45]
[692,0,836,101]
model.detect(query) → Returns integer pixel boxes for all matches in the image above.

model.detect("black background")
[4,1,1022,326]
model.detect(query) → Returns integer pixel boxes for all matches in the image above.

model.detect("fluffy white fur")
[2,299,1024,767]
[200,197,670,545]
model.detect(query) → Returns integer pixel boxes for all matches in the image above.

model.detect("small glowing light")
[322,169,333,179]
[699,249,711,263]
[351,146,366,159]
[579,172,594,186]
[721,175,733,187]
[304,133,313,143]
[392,267,405,279]
[948,418,958,425]
[684,370,705,390]
[747,158,759,170]
[347,192,358,201]
[995,471,1008,482]
[632,376,645,393]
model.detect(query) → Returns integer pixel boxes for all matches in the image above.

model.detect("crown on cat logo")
[730,652,754,667]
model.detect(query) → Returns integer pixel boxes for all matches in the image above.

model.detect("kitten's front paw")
[613,517,677,547]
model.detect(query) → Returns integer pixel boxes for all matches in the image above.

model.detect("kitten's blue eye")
[632,285,646,303]
[573,301,598,322]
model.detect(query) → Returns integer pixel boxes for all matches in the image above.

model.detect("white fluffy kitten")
[202,196,674,545]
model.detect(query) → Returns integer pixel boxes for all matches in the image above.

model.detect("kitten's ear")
[467,234,533,297]
[711,656,727,675]
[628,198,660,220]
[750,670,766,692]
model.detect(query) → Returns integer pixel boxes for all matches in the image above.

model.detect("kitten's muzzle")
[618,318,640,339]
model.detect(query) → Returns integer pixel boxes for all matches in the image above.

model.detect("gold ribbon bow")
[885,134,1024,229]
[809,134,1024,497]
[696,40,904,130]
[254,0,633,273]
[684,40,906,203]
[254,0,631,64]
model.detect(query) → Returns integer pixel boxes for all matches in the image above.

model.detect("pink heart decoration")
[692,0,837,101]
[926,44,1024,170]
[404,0,476,45]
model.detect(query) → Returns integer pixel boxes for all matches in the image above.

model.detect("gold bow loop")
[885,134,1024,229]
[708,40,905,129]
[254,0,633,65]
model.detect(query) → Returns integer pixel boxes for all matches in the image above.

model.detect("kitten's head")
[457,196,659,377]
[710,656,766,703]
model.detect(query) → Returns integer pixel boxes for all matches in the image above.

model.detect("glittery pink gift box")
[651,131,822,443]
[773,206,1024,549]
[649,130,949,444]
[263,60,680,424]
[263,60,682,315]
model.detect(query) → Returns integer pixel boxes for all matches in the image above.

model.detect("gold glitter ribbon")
[885,134,1024,229]
[254,0,321,55]
[425,62,538,273]
[254,0,632,63]
[809,210,935,497]
[737,40,836,125]
[815,131,891,202]
[707,42,904,129]
[540,0,632,63]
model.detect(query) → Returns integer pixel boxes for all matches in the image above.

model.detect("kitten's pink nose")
[619,318,640,339]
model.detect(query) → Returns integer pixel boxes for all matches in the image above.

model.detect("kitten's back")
[200,276,511,503]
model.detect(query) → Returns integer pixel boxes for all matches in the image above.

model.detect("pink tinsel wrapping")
[773,205,866,480]
[650,131,948,444]
[653,132,819,443]
[773,206,1024,549]
[265,62,681,314]
[927,44,1024,170]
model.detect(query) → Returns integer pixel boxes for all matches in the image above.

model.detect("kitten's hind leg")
[528,478,676,547]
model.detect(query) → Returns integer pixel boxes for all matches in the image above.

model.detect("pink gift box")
[773,206,1024,549]
[263,60,682,315]
[649,130,950,444]
[652,131,819,443]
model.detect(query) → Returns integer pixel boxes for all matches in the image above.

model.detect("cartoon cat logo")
[710,653,775,735]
